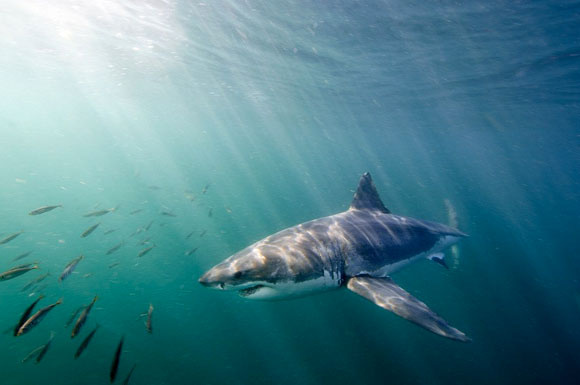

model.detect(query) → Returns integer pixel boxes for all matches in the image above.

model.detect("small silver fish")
[146,303,153,334]
[110,336,124,383]
[14,295,44,336]
[83,207,116,217]
[28,205,62,216]
[185,247,198,256]
[16,298,63,336]
[104,229,118,235]
[138,236,152,246]
[0,231,23,245]
[75,324,99,359]
[35,331,55,364]
[161,211,177,217]
[21,345,45,364]
[137,245,155,258]
[129,209,143,215]
[106,242,124,255]
[129,228,144,238]
[21,272,50,292]
[59,255,84,282]
[29,283,48,297]
[71,295,98,338]
[0,264,39,281]
[65,306,85,329]
[122,364,137,385]
[81,223,100,238]
[12,251,33,262]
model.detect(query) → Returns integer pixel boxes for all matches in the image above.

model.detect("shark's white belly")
[245,270,341,301]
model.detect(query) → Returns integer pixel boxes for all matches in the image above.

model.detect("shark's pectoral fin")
[346,276,470,342]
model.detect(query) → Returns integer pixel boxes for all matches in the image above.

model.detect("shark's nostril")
[233,271,242,279]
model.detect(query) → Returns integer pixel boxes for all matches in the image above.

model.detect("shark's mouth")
[239,285,265,297]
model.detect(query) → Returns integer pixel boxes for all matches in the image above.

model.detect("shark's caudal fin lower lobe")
[346,276,470,342]
[427,252,449,269]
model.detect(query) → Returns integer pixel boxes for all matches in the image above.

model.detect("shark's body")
[200,173,470,341]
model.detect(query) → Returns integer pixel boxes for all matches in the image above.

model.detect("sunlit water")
[1,1,579,384]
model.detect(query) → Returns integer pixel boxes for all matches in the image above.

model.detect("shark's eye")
[233,271,242,279]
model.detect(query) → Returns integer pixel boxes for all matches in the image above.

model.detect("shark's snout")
[198,250,279,299]
[198,260,247,290]
[198,272,210,287]
[198,246,272,291]
[198,268,224,289]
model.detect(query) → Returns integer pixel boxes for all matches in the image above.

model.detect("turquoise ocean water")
[1,1,579,384]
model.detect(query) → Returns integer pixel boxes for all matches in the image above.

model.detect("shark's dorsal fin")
[349,172,390,213]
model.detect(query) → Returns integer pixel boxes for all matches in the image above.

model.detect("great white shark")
[199,172,470,342]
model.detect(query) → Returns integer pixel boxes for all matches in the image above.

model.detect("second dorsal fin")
[349,172,390,213]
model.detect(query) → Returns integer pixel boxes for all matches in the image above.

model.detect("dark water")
[1,1,579,384]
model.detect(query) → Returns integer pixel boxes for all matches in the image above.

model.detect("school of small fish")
[0,183,216,383]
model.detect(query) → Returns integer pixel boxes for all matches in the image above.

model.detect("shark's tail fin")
[444,199,461,269]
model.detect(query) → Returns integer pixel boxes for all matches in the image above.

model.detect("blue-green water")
[1,1,579,384]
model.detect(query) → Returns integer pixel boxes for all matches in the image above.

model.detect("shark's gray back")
[324,210,462,276]
[245,218,345,285]
[254,208,462,283]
